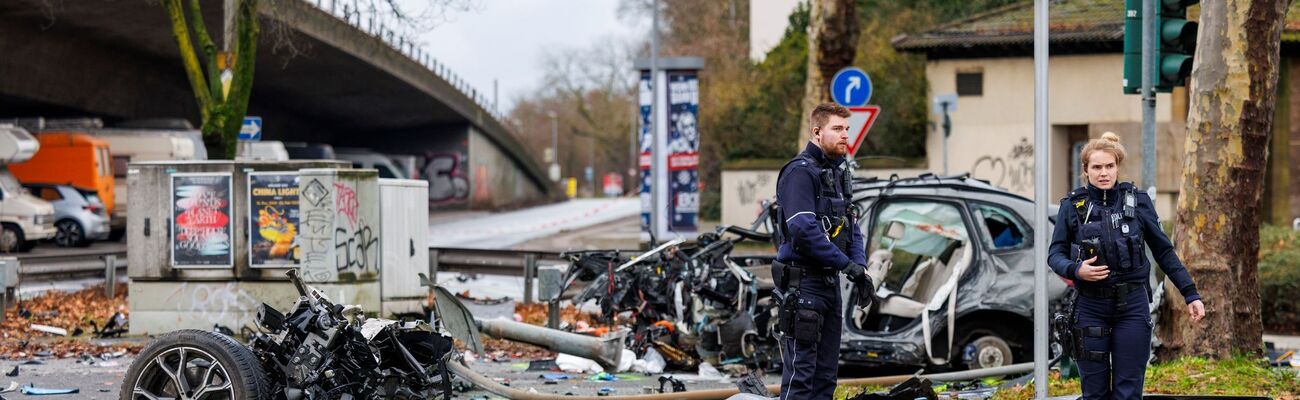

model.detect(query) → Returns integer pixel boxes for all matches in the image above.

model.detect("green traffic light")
[1161,19,1198,51]
[1161,54,1193,83]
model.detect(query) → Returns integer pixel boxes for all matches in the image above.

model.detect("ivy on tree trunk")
[1159,0,1292,359]
[163,0,260,160]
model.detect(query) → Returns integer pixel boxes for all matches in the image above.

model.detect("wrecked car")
[827,173,1167,371]
[121,269,455,400]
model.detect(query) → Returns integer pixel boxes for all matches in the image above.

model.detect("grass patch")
[988,357,1298,400]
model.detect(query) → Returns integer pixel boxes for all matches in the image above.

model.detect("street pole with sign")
[932,93,957,175]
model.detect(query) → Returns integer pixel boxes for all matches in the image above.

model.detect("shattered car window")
[870,201,968,292]
[972,203,1027,250]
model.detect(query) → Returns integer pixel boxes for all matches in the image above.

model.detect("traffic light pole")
[1141,0,1157,195]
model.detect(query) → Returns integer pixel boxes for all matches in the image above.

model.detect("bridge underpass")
[0,0,554,209]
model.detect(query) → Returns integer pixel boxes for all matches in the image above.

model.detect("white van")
[335,148,409,179]
[85,130,201,238]
[0,126,56,252]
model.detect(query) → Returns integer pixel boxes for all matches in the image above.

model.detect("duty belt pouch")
[793,308,823,343]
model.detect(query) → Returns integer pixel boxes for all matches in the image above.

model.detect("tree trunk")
[164,0,258,160]
[1165,0,1290,359]
[797,0,858,149]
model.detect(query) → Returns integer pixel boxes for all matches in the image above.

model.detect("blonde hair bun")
[1101,131,1122,143]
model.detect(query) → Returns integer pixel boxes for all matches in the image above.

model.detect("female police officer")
[1048,132,1206,400]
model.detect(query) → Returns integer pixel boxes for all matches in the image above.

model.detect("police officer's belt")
[1077,281,1145,299]
[784,263,836,276]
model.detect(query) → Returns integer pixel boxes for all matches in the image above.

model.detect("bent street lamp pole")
[1033,0,1050,398]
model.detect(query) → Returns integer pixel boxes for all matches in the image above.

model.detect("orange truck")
[9,132,115,216]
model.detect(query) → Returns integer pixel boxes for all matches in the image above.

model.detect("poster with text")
[171,173,233,267]
[638,70,653,231]
[249,172,300,268]
[666,71,699,231]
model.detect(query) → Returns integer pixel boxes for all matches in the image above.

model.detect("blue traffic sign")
[238,117,262,141]
[830,67,872,107]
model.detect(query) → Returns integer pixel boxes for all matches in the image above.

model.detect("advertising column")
[635,57,703,241]
[666,71,699,231]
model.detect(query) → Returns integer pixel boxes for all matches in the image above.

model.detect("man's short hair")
[809,103,852,133]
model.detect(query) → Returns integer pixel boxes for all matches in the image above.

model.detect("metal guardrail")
[17,250,126,296]
[428,247,569,304]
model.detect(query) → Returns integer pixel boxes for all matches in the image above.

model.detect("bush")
[1259,225,1300,334]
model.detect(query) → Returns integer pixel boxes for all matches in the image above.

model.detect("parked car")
[283,142,336,160]
[238,140,290,161]
[9,132,115,218]
[0,126,56,252]
[335,148,408,179]
[24,184,110,247]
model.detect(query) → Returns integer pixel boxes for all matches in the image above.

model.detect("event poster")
[638,70,653,231]
[171,173,233,267]
[666,71,699,231]
[249,172,300,268]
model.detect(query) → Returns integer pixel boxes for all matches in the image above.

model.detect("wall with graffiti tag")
[298,169,381,283]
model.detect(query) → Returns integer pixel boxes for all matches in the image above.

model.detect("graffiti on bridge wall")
[971,137,1035,193]
[423,152,469,206]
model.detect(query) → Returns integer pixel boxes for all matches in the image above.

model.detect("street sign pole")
[649,0,662,242]
[1033,0,1050,398]
[932,94,957,176]
[942,104,951,175]
[1141,0,1158,196]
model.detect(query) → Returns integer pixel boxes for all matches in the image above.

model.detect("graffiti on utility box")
[298,171,380,282]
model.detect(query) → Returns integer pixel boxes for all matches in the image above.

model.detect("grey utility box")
[378,178,430,317]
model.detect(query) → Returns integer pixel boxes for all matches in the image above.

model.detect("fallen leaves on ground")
[0,284,142,359]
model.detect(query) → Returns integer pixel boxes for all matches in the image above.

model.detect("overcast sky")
[411,0,644,113]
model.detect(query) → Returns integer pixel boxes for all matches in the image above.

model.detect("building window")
[956,72,983,96]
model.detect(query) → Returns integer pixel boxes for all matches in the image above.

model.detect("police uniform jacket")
[775,142,867,272]
[1047,182,1201,304]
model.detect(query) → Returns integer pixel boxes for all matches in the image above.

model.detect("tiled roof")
[894,0,1300,57]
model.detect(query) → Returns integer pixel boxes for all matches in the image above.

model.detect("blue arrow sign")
[238,117,262,141]
[830,67,872,107]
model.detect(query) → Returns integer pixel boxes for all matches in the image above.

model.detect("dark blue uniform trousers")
[1075,286,1152,400]
[779,274,841,400]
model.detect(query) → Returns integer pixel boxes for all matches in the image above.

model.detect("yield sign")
[846,106,881,156]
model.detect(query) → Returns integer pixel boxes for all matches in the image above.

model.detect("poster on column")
[171,173,233,268]
[666,71,699,231]
[638,71,653,232]
[249,172,300,268]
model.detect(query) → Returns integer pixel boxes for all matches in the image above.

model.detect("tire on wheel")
[0,223,24,253]
[122,329,270,400]
[953,322,1021,371]
[55,220,89,247]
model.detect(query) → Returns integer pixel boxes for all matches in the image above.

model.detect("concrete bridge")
[0,0,554,209]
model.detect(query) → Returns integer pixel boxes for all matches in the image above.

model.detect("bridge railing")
[304,0,505,121]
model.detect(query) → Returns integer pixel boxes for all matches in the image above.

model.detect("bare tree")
[1160,0,1292,359]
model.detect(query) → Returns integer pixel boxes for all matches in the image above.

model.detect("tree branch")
[162,0,212,119]
[185,0,223,101]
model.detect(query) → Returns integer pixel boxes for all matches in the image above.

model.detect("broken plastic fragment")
[20,384,79,395]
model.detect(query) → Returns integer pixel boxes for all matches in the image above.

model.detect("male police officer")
[774,103,873,400]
